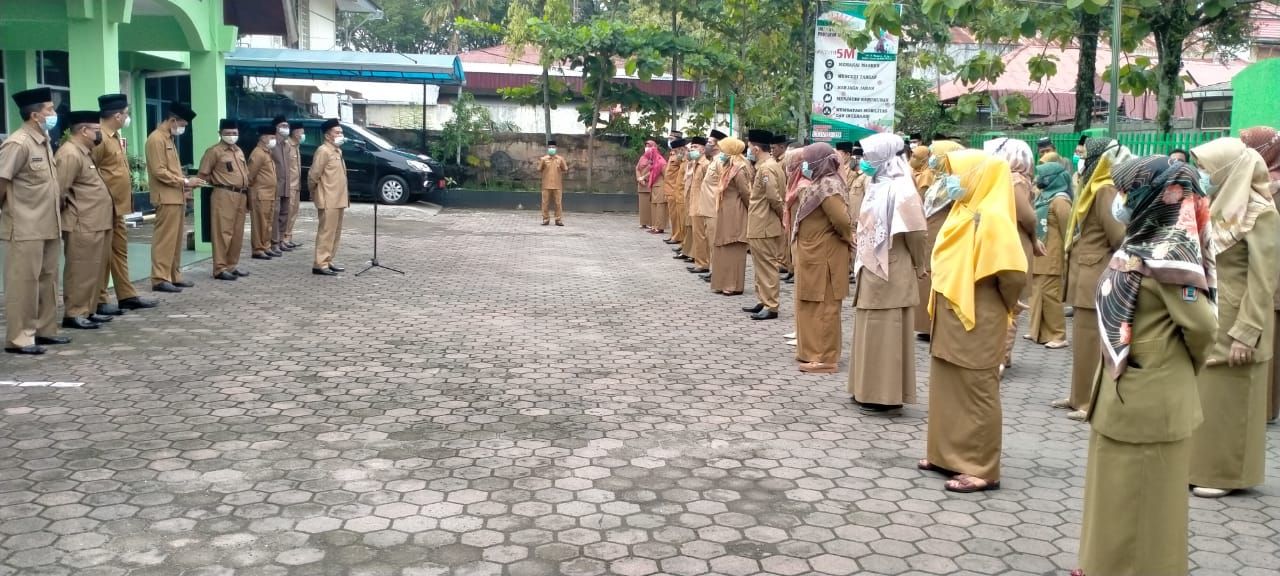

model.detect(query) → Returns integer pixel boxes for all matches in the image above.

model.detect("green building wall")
[1231,59,1280,133]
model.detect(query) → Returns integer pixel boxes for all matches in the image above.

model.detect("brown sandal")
[917,459,957,477]
[944,474,1000,493]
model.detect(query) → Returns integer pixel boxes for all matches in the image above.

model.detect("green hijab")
[1034,162,1073,242]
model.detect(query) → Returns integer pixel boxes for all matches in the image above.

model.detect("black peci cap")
[66,110,100,126]
[12,87,53,108]
[219,118,237,131]
[670,138,689,148]
[97,93,128,115]
[547,139,557,146]
[321,118,340,133]
[257,125,276,136]
[747,129,773,145]
[851,145,864,156]
[272,115,288,127]
[689,136,707,146]
[168,102,196,122]
[834,141,854,153]
[709,129,727,140]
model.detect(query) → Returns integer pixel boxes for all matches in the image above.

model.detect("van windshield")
[344,123,396,151]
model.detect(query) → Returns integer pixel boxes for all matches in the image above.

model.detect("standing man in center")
[197,119,250,281]
[744,130,784,320]
[270,116,296,253]
[538,140,568,226]
[146,101,202,294]
[684,137,711,274]
[55,111,116,330]
[248,126,280,261]
[311,118,349,276]
[93,93,157,314]
[281,123,306,249]
[664,139,688,245]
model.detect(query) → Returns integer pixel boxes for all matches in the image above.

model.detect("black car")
[237,118,445,204]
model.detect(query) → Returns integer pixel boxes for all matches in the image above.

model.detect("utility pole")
[1108,0,1122,138]
[671,8,679,133]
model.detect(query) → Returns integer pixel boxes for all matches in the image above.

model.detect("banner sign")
[810,2,899,143]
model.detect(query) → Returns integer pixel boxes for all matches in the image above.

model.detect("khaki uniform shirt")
[0,124,62,241]
[145,127,186,205]
[747,156,784,239]
[248,145,278,200]
[1066,184,1125,308]
[538,155,567,190]
[273,137,300,198]
[854,233,928,309]
[91,126,132,215]
[197,142,249,192]
[1209,210,1280,362]
[693,152,722,218]
[1032,196,1071,276]
[286,138,301,194]
[685,157,709,213]
[662,155,684,203]
[309,142,349,210]
[55,140,114,233]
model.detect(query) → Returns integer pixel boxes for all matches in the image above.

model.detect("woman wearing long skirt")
[848,133,929,412]
[1186,137,1279,498]
[1061,138,1131,420]
[710,137,751,296]
[1242,126,1280,423]
[792,143,852,373]
[635,141,664,230]
[985,138,1040,370]
[1077,156,1217,575]
[1029,162,1072,348]
[913,140,965,337]
[920,150,1027,493]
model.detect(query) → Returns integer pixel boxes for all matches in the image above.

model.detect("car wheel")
[377,175,410,204]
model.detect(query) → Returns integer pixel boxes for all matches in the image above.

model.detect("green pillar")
[67,6,122,109]
[126,71,148,157]
[4,50,37,133]
[189,50,225,251]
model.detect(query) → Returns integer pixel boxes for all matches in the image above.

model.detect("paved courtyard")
[1,207,1278,576]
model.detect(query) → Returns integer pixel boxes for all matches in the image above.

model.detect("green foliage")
[431,93,509,164]
[497,77,574,110]
[339,0,507,53]
[894,76,951,141]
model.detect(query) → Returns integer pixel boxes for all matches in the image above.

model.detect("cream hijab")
[1191,137,1276,256]
[856,133,927,281]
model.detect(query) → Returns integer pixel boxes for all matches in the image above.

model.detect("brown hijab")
[791,143,845,241]
[1240,126,1280,181]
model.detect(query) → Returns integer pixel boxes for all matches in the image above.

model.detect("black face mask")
[90,130,103,146]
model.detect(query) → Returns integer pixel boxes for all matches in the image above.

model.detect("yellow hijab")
[1065,140,1132,252]
[929,150,1027,330]
[1192,137,1276,256]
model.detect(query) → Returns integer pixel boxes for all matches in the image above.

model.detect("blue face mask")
[41,113,58,133]
[927,156,940,170]
[859,159,876,177]
[718,153,728,164]
[1111,193,1131,225]
[1198,169,1215,196]
[944,175,964,200]
[745,149,756,162]
[688,150,701,161]
[801,161,813,179]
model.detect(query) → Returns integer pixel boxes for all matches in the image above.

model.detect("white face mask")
[121,115,132,129]
[277,127,290,137]
[296,133,305,143]
[266,138,277,149]
[171,125,186,137]
[332,136,346,147]
[1111,193,1131,224]
[221,135,238,145]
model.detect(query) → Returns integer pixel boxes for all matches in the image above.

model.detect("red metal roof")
[460,44,698,98]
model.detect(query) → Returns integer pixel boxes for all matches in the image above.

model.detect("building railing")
[968,129,1231,159]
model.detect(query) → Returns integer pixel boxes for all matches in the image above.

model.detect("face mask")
[746,150,756,162]
[944,175,965,200]
[547,147,557,156]
[859,159,877,177]
[718,153,728,164]
[295,133,305,143]
[1073,155,1083,174]
[92,130,103,146]
[927,156,940,170]
[121,115,132,129]
[1198,169,1214,196]
[221,135,238,145]
[267,138,278,149]
[41,114,58,132]
[171,125,186,137]
[688,150,701,161]
[1111,193,1132,224]
[801,162,813,179]
[278,127,290,137]
[333,136,346,147]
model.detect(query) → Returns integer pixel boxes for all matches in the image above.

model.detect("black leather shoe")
[96,303,124,316]
[751,309,779,320]
[268,249,283,257]
[313,267,338,276]
[743,303,764,314]
[232,269,250,277]
[88,314,113,323]
[555,221,564,226]
[673,253,687,260]
[62,317,100,330]
[153,282,182,293]
[701,275,712,283]
[328,264,346,272]
[782,272,795,282]
[173,280,195,288]
[215,271,238,281]
[5,345,45,355]
[680,256,695,262]
[252,253,272,260]
[663,239,679,244]
[35,336,71,345]
[119,296,158,310]
[287,241,301,248]
[687,267,709,273]
[280,244,294,252]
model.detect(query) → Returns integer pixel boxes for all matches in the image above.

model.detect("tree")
[499,0,573,141]
[421,0,511,53]
[432,92,510,164]
[341,0,506,53]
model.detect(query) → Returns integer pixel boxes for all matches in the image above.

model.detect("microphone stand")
[356,201,404,276]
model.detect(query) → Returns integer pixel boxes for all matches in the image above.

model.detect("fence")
[968,130,1230,159]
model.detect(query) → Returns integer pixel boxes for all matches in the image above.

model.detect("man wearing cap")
[197,119,250,281]
[695,129,728,282]
[0,87,70,354]
[55,110,116,331]
[770,135,790,166]
[147,101,203,293]
[248,125,280,261]
[537,140,568,226]
[663,139,687,244]
[270,116,297,254]
[683,137,711,272]
[310,118,349,276]
[744,129,784,320]
[93,93,157,315]
[282,123,306,249]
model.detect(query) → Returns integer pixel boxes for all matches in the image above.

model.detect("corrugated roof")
[226,48,465,86]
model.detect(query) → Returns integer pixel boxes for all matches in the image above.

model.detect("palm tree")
[422,0,493,53]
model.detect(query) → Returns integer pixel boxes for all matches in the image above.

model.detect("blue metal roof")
[226,48,465,86]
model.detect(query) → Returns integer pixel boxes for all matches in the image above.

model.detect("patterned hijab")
[1097,156,1214,379]
[1066,137,1133,251]
[1240,126,1280,181]
[1034,162,1072,242]
[984,137,1035,180]
[791,143,845,242]
[921,140,966,217]
[1192,137,1276,256]
[856,133,928,280]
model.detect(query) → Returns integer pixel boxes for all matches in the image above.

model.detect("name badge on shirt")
[1183,286,1197,302]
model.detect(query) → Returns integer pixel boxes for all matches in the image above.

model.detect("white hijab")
[855,133,928,281]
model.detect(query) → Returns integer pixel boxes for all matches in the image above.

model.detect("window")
[1198,98,1232,130]
[144,74,195,165]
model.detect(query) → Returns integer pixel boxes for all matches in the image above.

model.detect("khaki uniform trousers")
[250,193,278,255]
[670,201,686,242]
[4,238,60,348]
[749,236,782,310]
[63,231,109,318]
[693,216,713,269]
[98,214,137,303]
[272,193,290,245]
[314,208,345,269]
[541,188,563,223]
[211,189,248,276]
[150,204,185,285]
[284,192,301,244]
